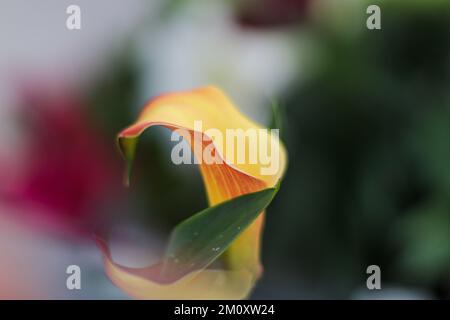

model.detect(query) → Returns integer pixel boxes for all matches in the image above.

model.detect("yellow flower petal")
[99,86,287,299]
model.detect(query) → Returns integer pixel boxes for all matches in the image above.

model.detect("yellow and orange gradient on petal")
[97,86,287,299]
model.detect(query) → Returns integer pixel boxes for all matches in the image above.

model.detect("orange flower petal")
[99,86,287,299]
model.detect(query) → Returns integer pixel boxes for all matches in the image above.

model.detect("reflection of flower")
[98,87,287,299]
[2,87,121,234]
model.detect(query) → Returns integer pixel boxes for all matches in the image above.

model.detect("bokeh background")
[0,0,449,299]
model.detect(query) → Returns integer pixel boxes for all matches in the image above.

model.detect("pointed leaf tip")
[160,186,279,281]
[117,136,139,187]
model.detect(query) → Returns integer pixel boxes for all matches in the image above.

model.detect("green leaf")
[269,98,284,139]
[160,182,280,281]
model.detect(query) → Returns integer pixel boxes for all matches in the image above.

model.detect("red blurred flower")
[237,0,311,28]
[2,86,122,235]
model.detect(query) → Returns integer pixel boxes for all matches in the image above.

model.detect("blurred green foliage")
[260,0,450,298]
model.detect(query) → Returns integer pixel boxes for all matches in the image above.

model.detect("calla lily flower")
[98,86,287,299]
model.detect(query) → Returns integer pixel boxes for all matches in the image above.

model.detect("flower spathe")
[98,86,287,299]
